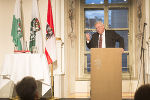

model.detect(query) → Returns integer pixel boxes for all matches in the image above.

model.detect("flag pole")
[51,63,54,98]
[46,0,57,99]
[49,63,59,100]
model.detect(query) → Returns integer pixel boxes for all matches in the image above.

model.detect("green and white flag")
[29,0,43,53]
[11,0,23,50]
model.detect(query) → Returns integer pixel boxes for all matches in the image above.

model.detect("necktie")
[99,34,102,48]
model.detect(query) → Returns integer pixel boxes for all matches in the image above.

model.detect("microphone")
[136,23,147,39]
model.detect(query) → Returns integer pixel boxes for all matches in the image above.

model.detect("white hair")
[94,21,104,26]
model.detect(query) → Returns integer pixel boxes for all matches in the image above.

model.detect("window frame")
[77,0,135,80]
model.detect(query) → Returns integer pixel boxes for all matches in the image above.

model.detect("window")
[79,0,132,79]
[85,0,104,4]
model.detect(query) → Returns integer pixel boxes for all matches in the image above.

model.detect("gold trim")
[56,37,61,41]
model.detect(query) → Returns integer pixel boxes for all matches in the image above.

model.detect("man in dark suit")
[86,21,124,49]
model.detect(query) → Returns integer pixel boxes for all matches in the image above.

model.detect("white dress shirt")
[98,30,106,48]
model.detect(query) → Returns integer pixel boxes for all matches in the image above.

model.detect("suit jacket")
[86,30,124,49]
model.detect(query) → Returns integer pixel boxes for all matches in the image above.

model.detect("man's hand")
[86,33,91,41]
[121,48,124,53]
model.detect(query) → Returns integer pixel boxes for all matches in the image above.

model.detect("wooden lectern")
[91,48,122,100]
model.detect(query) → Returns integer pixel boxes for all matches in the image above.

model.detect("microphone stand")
[140,23,147,84]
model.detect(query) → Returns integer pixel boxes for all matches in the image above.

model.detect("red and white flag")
[45,0,57,64]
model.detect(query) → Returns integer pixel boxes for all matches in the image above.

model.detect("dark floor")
[0,98,133,100]
[60,98,133,100]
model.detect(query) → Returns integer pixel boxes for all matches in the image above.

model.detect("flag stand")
[51,63,54,99]
[49,63,59,100]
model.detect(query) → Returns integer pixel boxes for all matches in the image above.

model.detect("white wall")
[0,0,15,70]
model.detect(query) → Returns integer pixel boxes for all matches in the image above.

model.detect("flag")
[45,0,57,64]
[29,0,43,53]
[11,0,23,50]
